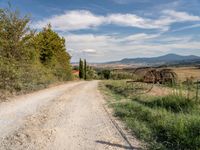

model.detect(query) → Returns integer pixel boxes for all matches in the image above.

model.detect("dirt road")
[0,81,141,150]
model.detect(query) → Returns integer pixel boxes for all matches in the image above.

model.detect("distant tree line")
[0,6,72,94]
[96,69,133,80]
[78,60,133,80]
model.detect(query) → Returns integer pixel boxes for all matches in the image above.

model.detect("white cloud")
[34,10,105,31]
[111,0,149,4]
[82,49,97,54]
[107,13,159,29]
[163,10,200,22]
[121,33,160,42]
[33,10,200,31]
[172,24,200,32]
[145,10,200,30]
[67,34,109,43]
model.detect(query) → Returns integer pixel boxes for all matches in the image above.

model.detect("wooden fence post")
[196,80,199,102]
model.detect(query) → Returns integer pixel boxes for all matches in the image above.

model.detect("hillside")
[106,54,200,65]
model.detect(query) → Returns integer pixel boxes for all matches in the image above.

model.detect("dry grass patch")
[171,67,200,81]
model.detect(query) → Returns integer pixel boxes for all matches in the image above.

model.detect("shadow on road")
[96,140,141,150]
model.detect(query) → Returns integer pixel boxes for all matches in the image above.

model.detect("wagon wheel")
[127,70,155,95]
[126,81,154,95]
[171,72,178,85]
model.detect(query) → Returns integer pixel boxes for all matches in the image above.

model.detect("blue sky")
[1,0,200,62]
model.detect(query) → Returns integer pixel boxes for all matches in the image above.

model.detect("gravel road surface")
[0,81,141,150]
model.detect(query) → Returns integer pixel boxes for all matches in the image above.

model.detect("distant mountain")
[106,54,200,65]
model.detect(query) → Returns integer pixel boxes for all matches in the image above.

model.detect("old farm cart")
[125,68,178,95]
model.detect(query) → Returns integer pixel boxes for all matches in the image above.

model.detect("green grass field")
[100,80,200,150]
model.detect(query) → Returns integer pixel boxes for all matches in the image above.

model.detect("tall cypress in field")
[79,59,83,79]
[84,59,87,80]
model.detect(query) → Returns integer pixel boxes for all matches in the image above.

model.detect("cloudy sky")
[1,0,200,62]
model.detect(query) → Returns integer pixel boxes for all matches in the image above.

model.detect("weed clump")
[136,95,196,113]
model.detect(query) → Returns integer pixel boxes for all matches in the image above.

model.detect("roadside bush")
[0,58,55,93]
[0,59,21,92]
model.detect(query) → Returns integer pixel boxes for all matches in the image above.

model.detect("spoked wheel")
[126,81,154,95]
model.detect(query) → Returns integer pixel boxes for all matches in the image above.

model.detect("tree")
[86,66,98,80]
[0,7,35,62]
[34,24,72,80]
[102,70,111,79]
[79,59,84,79]
[78,58,97,80]
[0,6,37,91]
[84,59,87,80]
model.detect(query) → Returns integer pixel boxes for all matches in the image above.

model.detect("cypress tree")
[84,59,87,80]
[79,58,83,79]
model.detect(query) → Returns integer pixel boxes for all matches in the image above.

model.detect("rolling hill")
[106,54,200,65]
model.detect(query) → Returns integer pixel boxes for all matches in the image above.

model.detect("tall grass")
[101,80,200,150]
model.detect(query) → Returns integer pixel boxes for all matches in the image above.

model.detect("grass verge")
[99,80,200,150]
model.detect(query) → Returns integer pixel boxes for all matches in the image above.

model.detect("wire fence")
[186,80,200,102]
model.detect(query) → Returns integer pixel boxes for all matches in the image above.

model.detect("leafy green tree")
[0,6,37,91]
[86,66,98,80]
[0,7,35,62]
[34,24,72,80]
[34,24,57,66]
[102,70,111,79]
